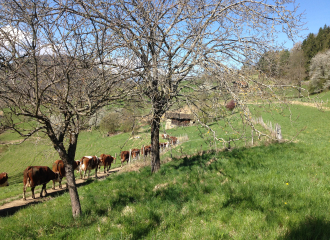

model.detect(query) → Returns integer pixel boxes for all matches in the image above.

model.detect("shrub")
[120,118,135,133]
[99,112,120,134]
[225,100,236,111]
[118,109,137,134]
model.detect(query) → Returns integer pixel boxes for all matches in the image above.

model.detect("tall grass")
[2,141,330,239]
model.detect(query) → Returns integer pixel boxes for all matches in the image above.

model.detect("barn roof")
[166,112,194,120]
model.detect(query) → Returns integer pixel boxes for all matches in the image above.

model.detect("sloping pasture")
[1,104,330,239]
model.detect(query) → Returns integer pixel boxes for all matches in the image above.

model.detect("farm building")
[165,112,194,129]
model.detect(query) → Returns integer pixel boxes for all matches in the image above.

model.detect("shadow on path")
[0,168,120,217]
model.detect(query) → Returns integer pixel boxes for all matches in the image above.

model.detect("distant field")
[1,104,330,239]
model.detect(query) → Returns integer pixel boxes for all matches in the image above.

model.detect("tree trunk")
[65,162,81,217]
[151,115,161,173]
[56,132,82,217]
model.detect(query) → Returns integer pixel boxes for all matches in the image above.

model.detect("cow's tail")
[79,157,85,172]
[24,166,32,185]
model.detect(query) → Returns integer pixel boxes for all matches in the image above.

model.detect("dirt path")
[0,167,121,216]
[0,137,188,217]
[289,100,330,110]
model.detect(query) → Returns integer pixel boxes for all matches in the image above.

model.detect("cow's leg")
[52,180,56,190]
[59,178,62,189]
[80,170,83,179]
[121,161,123,168]
[31,187,35,199]
[40,184,46,198]
[23,185,27,200]
[95,168,98,178]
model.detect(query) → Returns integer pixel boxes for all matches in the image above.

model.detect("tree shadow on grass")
[170,151,216,170]
[130,210,162,240]
[279,216,330,240]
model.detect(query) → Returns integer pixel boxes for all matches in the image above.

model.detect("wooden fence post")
[251,129,254,146]
[142,145,145,162]
[170,143,172,158]
[115,153,117,164]
[276,123,282,141]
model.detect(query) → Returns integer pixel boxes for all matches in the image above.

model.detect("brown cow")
[141,145,151,157]
[79,156,100,179]
[52,160,80,190]
[131,149,140,160]
[120,151,130,167]
[159,142,168,151]
[0,172,9,187]
[75,160,81,172]
[169,136,178,145]
[23,166,60,200]
[161,134,169,139]
[98,154,115,173]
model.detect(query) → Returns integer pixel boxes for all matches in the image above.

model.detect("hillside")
[0,104,330,239]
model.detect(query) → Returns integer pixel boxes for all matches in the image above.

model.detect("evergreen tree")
[302,24,330,77]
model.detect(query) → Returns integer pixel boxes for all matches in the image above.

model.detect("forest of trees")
[257,24,330,93]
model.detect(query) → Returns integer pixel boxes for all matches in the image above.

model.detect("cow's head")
[54,172,61,182]
[2,173,9,186]
[74,160,81,171]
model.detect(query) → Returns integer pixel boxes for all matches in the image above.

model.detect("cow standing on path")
[99,154,115,173]
[161,134,169,139]
[131,149,140,160]
[169,136,178,145]
[141,145,151,157]
[23,166,60,200]
[0,172,9,187]
[79,156,100,179]
[52,160,80,190]
[120,151,130,167]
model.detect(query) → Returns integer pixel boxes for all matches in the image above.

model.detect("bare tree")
[62,0,304,173]
[0,0,131,217]
[287,42,307,97]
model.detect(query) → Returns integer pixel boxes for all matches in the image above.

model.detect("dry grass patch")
[206,158,217,166]
[121,206,135,216]
[119,160,150,173]
[153,183,169,192]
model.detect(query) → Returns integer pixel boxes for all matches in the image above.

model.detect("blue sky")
[281,0,330,49]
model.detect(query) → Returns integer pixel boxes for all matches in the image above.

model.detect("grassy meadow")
[1,103,330,239]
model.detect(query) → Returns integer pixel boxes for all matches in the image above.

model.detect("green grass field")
[1,104,330,239]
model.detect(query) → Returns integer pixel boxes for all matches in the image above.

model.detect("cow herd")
[0,134,178,201]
